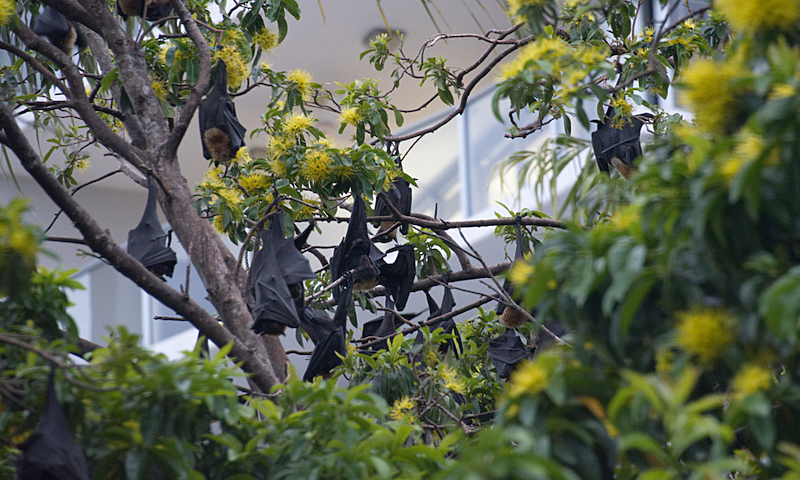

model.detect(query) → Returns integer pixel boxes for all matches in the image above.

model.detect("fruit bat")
[32,7,88,56]
[496,217,529,329]
[303,279,353,382]
[330,193,384,300]
[372,143,412,242]
[591,111,653,180]
[375,244,415,311]
[116,0,173,21]
[360,296,421,351]
[487,328,530,379]
[250,212,316,335]
[199,60,246,165]
[127,176,177,279]
[299,307,338,345]
[16,371,91,480]
[416,281,462,358]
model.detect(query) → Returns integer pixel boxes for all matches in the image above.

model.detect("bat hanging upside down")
[116,0,173,22]
[32,6,88,56]
[199,60,247,166]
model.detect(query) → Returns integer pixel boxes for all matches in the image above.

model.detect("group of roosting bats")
[19,5,653,477]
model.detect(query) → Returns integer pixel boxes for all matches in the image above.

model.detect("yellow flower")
[296,194,320,218]
[507,360,549,397]
[609,204,640,230]
[300,149,333,182]
[268,158,288,177]
[74,159,91,172]
[389,396,416,422]
[267,135,294,158]
[644,26,654,42]
[508,260,533,287]
[9,229,36,258]
[716,0,800,35]
[441,365,466,394]
[675,307,734,363]
[239,173,270,193]
[252,27,278,53]
[732,364,773,396]
[202,166,224,188]
[151,79,167,101]
[283,113,314,137]
[332,164,356,180]
[770,83,796,100]
[213,215,225,233]
[218,188,242,205]
[287,69,313,100]
[339,107,363,126]
[499,37,569,79]
[719,129,775,183]
[214,46,250,91]
[680,56,747,134]
[0,0,16,27]
[506,0,549,19]
[234,146,252,164]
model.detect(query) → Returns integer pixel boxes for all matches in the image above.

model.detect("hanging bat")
[250,212,316,336]
[416,279,462,358]
[591,112,653,180]
[116,0,173,21]
[487,328,530,379]
[496,217,529,329]
[329,193,384,300]
[376,244,415,311]
[199,60,246,166]
[360,296,421,351]
[32,7,88,56]
[372,143,412,242]
[16,371,91,480]
[127,176,177,279]
[303,278,353,382]
[299,307,338,345]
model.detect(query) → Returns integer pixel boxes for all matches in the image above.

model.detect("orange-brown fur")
[203,127,234,163]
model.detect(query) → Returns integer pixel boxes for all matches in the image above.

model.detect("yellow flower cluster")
[332,164,356,180]
[239,173,270,193]
[0,0,15,27]
[732,364,773,396]
[268,135,294,159]
[301,149,333,183]
[252,28,278,53]
[508,260,534,287]
[201,166,224,189]
[74,159,91,172]
[609,97,634,127]
[389,396,416,423]
[441,365,466,394]
[214,46,250,91]
[234,146,253,164]
[268,158,288,177]
[506,0,549,19]
[213,215,225,233]
[499,37,608,85]
[675,307,734,363]
[507,360,549,397]
[283,112,315,137]
[609,204,640,231]
[217,188,242,206]
[680,56,746,134]
[339,107,364,126]
[719,130,766,182]
[151,79,167,101]
[716,0,800,35]
[296,194,320,218]
[287,69,313,100]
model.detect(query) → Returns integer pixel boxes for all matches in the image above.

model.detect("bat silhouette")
[127,176,177,279]
[416,279,462,358]
[251,212,316,335]
[496,217,529,329]
[116,0,173,21]
[330,193,384,300]
[487,328,530,379]
[299,307,338,346]
[199,60,246,165]
[32,7,87,56]
[375,244,415,311]
[372,143,412,242]
[303,278,353,382]
[16,371,91,480]
[360,296,421,351]
[591,111,653,180]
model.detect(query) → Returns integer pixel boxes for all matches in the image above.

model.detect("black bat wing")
[303,326,346,382]
[218,98,246,152]
[487,329,530,378]
[299,308,337,345]
[127,178,177,277]
[397,177,412,235]
[293,222,315,251]
[497,219,524,315]
[332,195,382,298]
[591,124,612,174]
[144,1,173,21]
[250,231,300,334]
[437,317,463,358]
[376,244,415,310]
[269,212,316,285]
[17,371,90,480]
[33,7,71,39]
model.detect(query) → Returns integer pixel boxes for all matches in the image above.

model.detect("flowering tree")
[5,0,800,478]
